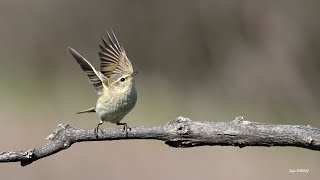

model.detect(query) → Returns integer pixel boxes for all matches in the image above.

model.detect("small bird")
[67,31,137,135]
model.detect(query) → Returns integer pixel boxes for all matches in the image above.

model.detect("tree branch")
[1,116,319,166]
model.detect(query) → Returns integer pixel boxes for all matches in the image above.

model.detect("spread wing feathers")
[67,47,104,95]
[99,31,133,78]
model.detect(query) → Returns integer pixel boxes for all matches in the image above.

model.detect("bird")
[67,31,137,135]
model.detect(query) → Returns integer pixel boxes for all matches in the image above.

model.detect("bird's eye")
[120,78,125,82]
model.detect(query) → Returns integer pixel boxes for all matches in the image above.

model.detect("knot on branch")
[306,136,315,145]
[20,149,36,166]
[46,123,72,148]
[166,116,192,136]
[167,116,192,125]
[22,148,35,159]
[232,116,252,125]
[47,123,69,140]
[165,117,196,147]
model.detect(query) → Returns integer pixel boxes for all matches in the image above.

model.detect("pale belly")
[95,87,137,123]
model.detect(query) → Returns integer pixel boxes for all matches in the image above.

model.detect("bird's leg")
[116,122,131,136]
[94,120,104,136]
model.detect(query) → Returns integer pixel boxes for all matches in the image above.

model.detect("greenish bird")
[67,31,137,134]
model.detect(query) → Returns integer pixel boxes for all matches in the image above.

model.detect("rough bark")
[0,116,319,166]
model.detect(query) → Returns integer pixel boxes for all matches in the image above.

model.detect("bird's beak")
[131,71,138,77]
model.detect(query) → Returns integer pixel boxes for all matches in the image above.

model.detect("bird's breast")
[95,85,137,123]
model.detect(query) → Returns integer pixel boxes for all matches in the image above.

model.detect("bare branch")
[0,116,319,166]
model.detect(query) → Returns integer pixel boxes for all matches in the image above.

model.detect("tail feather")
[76,107,96,114]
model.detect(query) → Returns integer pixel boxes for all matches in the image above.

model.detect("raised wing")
[67,47,104,95]
[98,31,133,80]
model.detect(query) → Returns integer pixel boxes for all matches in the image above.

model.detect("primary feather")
[67,47,105,95]
[99,31,133,82]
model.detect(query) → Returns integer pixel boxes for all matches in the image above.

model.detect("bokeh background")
[0,0,319,179]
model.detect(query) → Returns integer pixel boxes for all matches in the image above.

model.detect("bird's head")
[108,71,138,92]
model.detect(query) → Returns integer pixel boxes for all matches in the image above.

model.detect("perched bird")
[67,31,137,134]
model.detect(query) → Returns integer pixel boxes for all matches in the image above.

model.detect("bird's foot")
[116,122,131,137]
[94,122,104,137]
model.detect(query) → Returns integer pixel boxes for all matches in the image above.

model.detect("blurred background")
[0,0,319,179]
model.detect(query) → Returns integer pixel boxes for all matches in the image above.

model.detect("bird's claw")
[94,122,104,137]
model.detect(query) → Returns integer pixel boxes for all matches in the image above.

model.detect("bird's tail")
[76,107,96,114]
